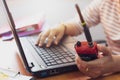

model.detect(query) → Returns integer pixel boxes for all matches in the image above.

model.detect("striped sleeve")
[64,0,103,36]
[82,0,103,27]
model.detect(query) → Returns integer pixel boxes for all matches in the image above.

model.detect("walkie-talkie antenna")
[75,4,93,47]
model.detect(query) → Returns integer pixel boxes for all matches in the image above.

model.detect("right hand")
[75,44,113,78]
[36,24,66,47]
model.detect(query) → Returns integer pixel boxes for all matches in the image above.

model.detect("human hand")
[36,24,66,47]
[75,44,113,78]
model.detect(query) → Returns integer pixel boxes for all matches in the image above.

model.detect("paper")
[0,67,35,80]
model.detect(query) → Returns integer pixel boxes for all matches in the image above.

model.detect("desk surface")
[0,39,120,80]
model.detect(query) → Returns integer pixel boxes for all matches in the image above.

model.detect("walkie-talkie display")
[74,4,98,61]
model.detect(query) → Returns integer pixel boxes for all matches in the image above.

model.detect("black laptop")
[2,0,78,78]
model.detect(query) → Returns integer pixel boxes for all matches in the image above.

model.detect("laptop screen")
[2,0,30,71]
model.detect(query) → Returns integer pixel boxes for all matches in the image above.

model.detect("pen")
[75,4,94,47]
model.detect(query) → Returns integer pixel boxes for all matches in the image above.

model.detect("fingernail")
[39,44,42,47]
[46,44,50,47]
[55,41,58,45]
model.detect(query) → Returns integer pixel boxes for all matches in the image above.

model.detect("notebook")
[2,0,78,78]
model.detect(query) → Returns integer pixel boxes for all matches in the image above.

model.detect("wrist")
[101,55,120,75]
[60,23,81,36]
[60,24,67,35]
[111,55,120,72]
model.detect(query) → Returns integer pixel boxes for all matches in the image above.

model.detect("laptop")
[2,0,78,78]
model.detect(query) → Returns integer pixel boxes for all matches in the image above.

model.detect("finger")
[97,44,112,56]
[46,31,56,47]
[75,55,87,69]
[38,30,50,47]
[97,52,104,58]
[75,54,80,63]
[54,32,64,45]
[35,33,42,46]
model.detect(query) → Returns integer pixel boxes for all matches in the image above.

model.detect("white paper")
[0,67,34,80]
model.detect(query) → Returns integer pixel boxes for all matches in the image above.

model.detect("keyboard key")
[27,36,75,66]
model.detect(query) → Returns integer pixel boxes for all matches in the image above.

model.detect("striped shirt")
[68,0,120,54]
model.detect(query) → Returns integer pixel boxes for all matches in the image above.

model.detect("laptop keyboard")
[27,36,75,66]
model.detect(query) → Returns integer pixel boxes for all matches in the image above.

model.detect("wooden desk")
[0,38,120,80]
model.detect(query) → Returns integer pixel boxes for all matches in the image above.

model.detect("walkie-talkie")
[74,4,98,61]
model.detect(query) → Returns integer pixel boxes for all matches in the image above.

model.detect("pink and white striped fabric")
[70,0,120,54]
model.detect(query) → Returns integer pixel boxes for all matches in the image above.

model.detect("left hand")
[75,44,113,78]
